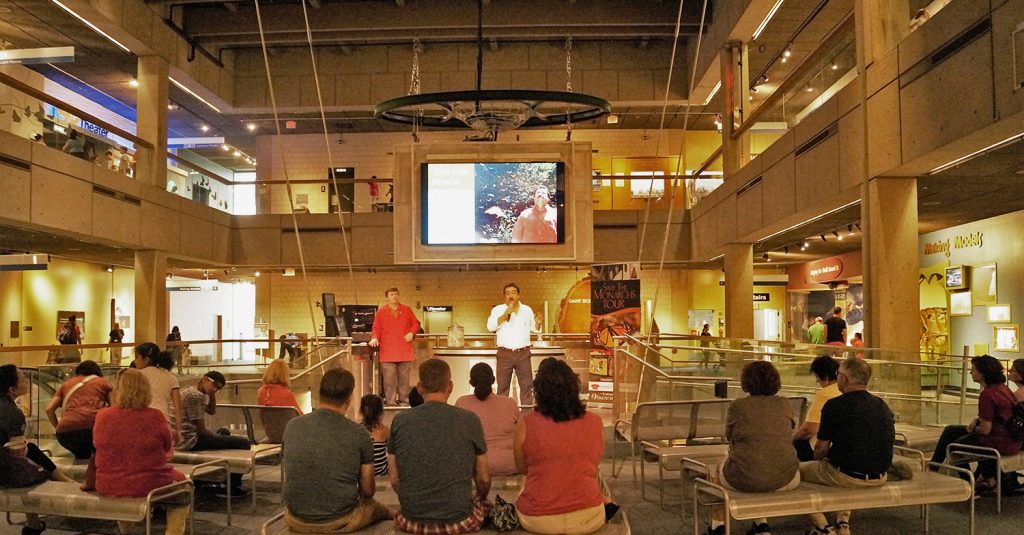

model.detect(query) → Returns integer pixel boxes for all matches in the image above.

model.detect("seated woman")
[45,360,113,459]
[931,355,1020,492]
[455,363,518,476]
[134,344,183,445]
[258,359,302,413]
[1009,359,1024,404]
[0,365,74,535]
[359,394,389,476]
[514,358,616,535]
[792,356,841,462]
[704,361,799,535]
[92,368,189,535]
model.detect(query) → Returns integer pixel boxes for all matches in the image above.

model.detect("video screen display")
[421,162,565,245]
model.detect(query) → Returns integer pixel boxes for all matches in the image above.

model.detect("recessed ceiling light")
[199,124,209,132]
[127,79,139,88]
[246,123,256,131]
[221,144,230,151]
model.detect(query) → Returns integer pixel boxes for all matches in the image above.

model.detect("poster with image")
[589,263,641,404]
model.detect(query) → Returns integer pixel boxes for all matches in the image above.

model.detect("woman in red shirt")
[368,287,420,406]
[258,359,302,413]
[45,360,113,459]
[514,358,617,534]
[91,369,189,535]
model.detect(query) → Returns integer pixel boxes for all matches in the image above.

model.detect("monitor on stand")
[342,305,378,343]
[322,293,343,337]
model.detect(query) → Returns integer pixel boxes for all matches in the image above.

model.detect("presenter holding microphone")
[487,283,543,406]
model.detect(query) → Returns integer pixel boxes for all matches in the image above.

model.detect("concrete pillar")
[861,177,918,352]
[724,243,754,339]
[134,250,167,344]
[720,44,741,177]
[135,55,169,189]
[855,0,911,66]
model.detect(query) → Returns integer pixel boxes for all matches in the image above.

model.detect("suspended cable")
[253,0,322,350]
[298,0,358,304]
[636,0,687,264]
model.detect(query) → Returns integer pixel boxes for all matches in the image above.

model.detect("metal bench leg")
[251,465,257,514]
[923,504,929,534]
[969,487,975,535]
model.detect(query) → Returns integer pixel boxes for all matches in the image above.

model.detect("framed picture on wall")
[949,291,973,317]
[987,304,1012,323]
[993,324,1019,352]
[972,263,997,306]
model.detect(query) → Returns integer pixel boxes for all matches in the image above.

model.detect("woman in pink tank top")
[513,358,618,534]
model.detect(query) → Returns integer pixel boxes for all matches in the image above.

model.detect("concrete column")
[136,55,169,189]
[134,250,167,344]
[723,243,754,339]
[720,42,751,177]
[861,177,918,352]
[855,0,911,66]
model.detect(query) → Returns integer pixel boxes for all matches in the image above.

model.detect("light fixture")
[49,0,132,53]
[783,246,789,254]
[105,265,113,273]
[170,77,222,113]
[703,81,721,106]
[820,234,827,242]
[254,271,260,277]
[928,131,1024,175]
[855,222,862,231]
[762,253,770,261]
[847,224,854,236]
[246,123,256,131]
[751,86,759,94]
[805,83,814,92]
[831,60,839,71]
[127,79,139,88]
[606,114,619,124]
[166,273,172,280]
[713,114,723,132]
[783,44,792,58]
[803,239,810,248]
[221,144,230,151]
[752,0,786,41]
[199,124,209,132]
[233,150,241,157]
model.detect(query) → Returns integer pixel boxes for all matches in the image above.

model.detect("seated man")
[389,359,491,534]
[176,371,252,494]
[801,358,894,535]
[283,368,392,532]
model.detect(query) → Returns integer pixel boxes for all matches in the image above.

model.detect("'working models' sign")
[923,231,984,258]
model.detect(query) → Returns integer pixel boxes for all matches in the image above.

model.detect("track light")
[855,222,861,231]
[783,246,789,254]
[246,123,257,131]
[221,144,230,151]
[254,271,260,277]
[783,44,792,58]
[820,234,827,243]
[762,253,770,261]
[847,224,854,236]
[166,273,172,280]
[127,79,139,88]
[199,124,209,132]
[831,60,839,71]
[105,265,113,273]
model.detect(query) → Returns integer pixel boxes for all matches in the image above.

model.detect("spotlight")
[783,44,792,58]
[832,230,840,238]
[831,60,839,71]
[751,86,759,94]
[855,222,862,231]
[762,253,770,261]
[803,239,810,248]
[246,123,256,131]
[105,265,113,273]
[781,56,787,64]
[820,234,827,242]
[233,150,241,157]
[127,79,139,88]
[784,246,789,254]
[254,271,260,277]
[805,84,814,92]
[199,124,209,132]
[221,144,230,151]
[847,224,854,236]
[166,273,172,280]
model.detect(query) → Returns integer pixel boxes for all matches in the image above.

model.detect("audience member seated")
[258,359,302,413]
[793,356,841,462]
[389,359,491,534]
[514,358,617,535]
[90,368,190,535]
[134,344,183,445]
[1009,359,1024,404]
[801,358,893,535]
[704,361,799,535]
[282,369,392,533]
[45,360,113,459]
[359,394,389,476]
[931,355,1020,493]
[455,363,519,477]
[176,371,251,495]
[0,365,75,535]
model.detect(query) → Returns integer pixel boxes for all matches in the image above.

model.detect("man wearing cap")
[176,371,252,493]
[808,317,825,345]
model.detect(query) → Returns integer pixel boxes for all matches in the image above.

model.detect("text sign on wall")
[753,293,770,302]
[807,257,845,283]
[424,305,452,312]
[0,47,74,65]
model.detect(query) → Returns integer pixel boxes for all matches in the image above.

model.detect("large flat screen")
[421,162,565,245]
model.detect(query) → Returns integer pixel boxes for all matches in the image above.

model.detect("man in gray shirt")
[389,359,492,533]
[283,368,392,531]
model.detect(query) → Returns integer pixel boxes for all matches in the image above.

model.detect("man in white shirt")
[486,283,542,406]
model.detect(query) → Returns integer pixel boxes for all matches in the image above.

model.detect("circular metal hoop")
[373,89,611,132]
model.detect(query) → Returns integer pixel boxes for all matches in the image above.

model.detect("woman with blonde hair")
[91,368,189,535]
[258,359,302,413]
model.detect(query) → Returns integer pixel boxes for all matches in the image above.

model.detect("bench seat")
[894,424,943,452]
[0,480,193,535]
[172,443,281,472]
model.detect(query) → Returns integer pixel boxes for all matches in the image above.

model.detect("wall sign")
[923,231,984,257]
[753,293,770,302]
[424,305,452,312]
[807,257,845,283]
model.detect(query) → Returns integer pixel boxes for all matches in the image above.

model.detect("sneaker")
[746,522,771,535]
[805,526,836,535]
[835,521,851,535]
[705,526,726,535]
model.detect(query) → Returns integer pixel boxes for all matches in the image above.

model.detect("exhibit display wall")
[918,210,1024,360]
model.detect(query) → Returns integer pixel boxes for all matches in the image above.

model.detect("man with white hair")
[801,358,894,535]
[510,186,557,243]
[808,317,825,345]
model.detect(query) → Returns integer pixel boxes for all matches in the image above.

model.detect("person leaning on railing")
[45,360,113,459]
[930,355,1020,493]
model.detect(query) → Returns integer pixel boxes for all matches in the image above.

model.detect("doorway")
[328,167,355,213]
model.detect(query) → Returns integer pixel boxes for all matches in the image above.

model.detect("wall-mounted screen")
[945,265,970,290]
[420,162,565,245]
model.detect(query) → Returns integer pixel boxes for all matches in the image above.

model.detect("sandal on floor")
[22,521,45,535]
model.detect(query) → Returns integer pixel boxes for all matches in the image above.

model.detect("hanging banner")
[589,263,641,404]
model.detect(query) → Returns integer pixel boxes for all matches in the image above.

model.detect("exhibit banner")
[589,263,641,404]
